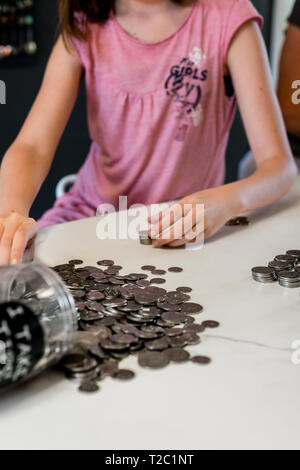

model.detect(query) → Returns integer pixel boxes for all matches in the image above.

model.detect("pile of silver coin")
[252,250,300,288]
[52,259,219,393]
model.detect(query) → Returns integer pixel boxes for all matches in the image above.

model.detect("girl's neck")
[115,0,192,17]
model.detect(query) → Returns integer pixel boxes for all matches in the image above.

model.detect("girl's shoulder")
[196,0,263,31]
[195,0,263,67]
[197,0,259,14]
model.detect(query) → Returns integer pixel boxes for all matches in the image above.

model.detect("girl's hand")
[0,212,38,265]
[148,186,239,247]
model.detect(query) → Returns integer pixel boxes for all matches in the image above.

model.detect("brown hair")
[58,0,191,42]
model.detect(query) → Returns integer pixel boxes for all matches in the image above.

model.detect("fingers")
[163,222,220,248]
[11,219,38,264]
[147,203,173,225]
[0,214,38,266]
[149,202,191,240]
[151,203,204,247]
[165,223,204,247]
[152,208,193,246]
[0,214,21,265]
[149,205,181,239]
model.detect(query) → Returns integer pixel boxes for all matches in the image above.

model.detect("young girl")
[0,0,297,264]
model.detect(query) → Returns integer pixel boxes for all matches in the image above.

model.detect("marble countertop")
[1,176,300,450]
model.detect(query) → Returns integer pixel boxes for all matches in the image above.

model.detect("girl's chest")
[84,11,226,128]
[87,42,217,135]
[112,5,194,45]
[88,29,215,100]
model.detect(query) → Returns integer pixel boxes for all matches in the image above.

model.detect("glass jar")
[0,261,77,390]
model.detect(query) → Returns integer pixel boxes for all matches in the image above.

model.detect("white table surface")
[1,176,300,451]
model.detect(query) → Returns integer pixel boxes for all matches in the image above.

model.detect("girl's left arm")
[224,20,297,212]
[149,21,298,247]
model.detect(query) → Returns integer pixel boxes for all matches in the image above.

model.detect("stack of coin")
[139,230,152,245]
[274,254,295,264]
[286,250,300,263]
[252,249,300,288]
[268,260,292,274]
[278,271,300,288]
[251,267,277,284]
[50,259,217,393]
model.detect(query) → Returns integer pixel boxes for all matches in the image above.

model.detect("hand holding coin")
[147,186,239,247]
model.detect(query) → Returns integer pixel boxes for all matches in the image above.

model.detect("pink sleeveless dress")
[38,0,262,227]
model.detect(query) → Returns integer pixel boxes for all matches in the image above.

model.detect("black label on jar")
[0,301,44,389]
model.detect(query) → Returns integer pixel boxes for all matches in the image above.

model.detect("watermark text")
[95,197,205,251]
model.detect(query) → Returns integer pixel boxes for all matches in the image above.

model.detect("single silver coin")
[78,381,100,393]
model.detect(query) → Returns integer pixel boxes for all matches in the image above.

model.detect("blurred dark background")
[0,0,274,220]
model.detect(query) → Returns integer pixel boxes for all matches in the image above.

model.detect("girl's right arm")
[0,36,83,265]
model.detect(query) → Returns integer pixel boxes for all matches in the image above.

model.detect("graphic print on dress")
[164,47,208,141]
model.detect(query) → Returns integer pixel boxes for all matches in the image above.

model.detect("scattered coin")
[70,289,85,299]
[138,351,170,369]
[191,355,211,365]
[51,257,213,393]
[111,334,138,345]
[182,332,201,345]
[80,310,103,322]
[54,264,71,271]
[176,286,192,293]
[165,327,184,337]
[113,369,135,380]
[150,278,166,284]
[86,291,105,301]
[165,348,190,363]
[183,323,205,333]
[145,337,169,351]
[87,344,107,360]
[100,338,130,351]
[100,361,119,377]
[180,303,203,314]
[97,260,115,266]
[167,336,187,348]
[61,353,87,369]
[168,267,183,273]
[136,280,151,287]
[63,356,98,375]
[75,301,86,311]
[201,320,220,329]
[78,381,100,393]
[151,269,166,275]
[141,265,156,271]
[161,312,188,324]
